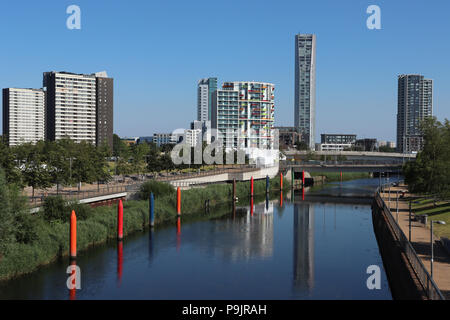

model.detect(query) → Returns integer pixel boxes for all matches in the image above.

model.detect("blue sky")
[0,0,449,142]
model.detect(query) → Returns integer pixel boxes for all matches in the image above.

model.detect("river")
[0,177,396,299]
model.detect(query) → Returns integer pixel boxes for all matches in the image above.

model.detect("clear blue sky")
[0,0,449,142]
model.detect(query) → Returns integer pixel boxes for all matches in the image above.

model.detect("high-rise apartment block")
[294,34,316,149]
[212,81,275,150]
[2,88,45,146]
[43,71,113,148]
[197,78,217,122]
[397,74,433,153]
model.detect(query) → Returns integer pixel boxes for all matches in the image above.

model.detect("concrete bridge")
[284,150,416,163]
[283,163,402,174]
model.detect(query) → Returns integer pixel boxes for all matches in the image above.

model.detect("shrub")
[139,180,175,200]
[41,196,92,222]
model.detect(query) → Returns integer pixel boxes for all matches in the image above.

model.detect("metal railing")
[29,165,259,207]
[376,183,445,300]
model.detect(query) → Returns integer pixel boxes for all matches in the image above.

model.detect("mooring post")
[149,192,154,227]
[70,210,77,260]
[302,170,305,187]
[250,176,254,197]
[266,175,269,194]
[177,187,181,216]
[280,173,283,191]
[118,199,123,241]
[233,178,236,202]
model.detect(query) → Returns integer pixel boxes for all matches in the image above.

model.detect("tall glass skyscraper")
[294,34,316,149]
[397,74,433,153]
[197,77,217,122]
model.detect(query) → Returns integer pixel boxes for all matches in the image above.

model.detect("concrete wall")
[372,196,426,300]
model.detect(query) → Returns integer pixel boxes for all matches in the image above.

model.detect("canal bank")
[372,186,447,300]
[0,177,289,282]
[0,178,392,300]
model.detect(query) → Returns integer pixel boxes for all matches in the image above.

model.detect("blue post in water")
[266,175,270,194]
[149,192,155,227]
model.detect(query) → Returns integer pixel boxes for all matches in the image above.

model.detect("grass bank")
[0,177,289,281]
[411,198,450,238]
[310,172,372,182]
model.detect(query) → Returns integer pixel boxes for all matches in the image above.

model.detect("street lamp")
[430,220,446,279]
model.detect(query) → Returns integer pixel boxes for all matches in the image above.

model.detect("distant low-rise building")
[153,133,177,147]
[274,126,301,149]
[355,138,377,151]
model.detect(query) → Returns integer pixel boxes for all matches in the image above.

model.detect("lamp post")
[430,220,446,279]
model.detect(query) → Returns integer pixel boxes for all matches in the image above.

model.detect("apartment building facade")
[397,74,433,153]
[2,88,45,146]
[295,34,316,149]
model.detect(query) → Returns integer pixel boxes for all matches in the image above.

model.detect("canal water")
[0,178,396,300]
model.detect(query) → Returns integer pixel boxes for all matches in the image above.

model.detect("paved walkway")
[381,185,450,299]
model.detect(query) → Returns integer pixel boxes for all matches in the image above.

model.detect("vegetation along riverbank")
[0,173,289,281]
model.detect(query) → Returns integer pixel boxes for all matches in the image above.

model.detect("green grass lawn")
[412,198,450,239]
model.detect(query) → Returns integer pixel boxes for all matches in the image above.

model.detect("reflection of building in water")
[230,201,274,260]
[293,203,315,292]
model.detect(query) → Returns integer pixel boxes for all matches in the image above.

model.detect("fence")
[376,183,445,300]
[29,165,259,207]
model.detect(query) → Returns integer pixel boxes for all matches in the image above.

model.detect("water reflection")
[117,241,123,287]
[293,203,315,294]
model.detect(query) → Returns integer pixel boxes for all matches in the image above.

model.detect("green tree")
[403,117,450,199]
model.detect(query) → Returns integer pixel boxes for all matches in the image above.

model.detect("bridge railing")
[376,183,445,300]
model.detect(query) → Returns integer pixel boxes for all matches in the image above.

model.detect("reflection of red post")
[250,177,254,197]
[118,200,123,240]
[340,171,343,182]
[117,241,123,286]
[302,188,305,201]
[280,174,283,190]
[280,191,283,207]
[177,187,181,215]
[70,211,77,259]
[176,217,181,251]
[250,197,254,217]
[69,260,76,300]
[302,171,305,187]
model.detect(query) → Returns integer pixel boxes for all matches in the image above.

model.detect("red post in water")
[302,188,305,201]
[118,199,123,240]
[340,171,343,182]
[250,177,254,197]
[177,187,181,215]
[250,197,254,217]
[70,210,77,259]
[280,192,283,207]
[280,174,283,190]
[302,170,305,187]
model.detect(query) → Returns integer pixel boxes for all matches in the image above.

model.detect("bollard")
[70,210,77,259]
[149,192,154,227]
[280,174,283,190]
[266,175,270,194]
[177,187,181,215]
[280,191,283,207]
[302,170,305,187]
[250,197,254,217]
[291,169,294,188]
[118,199,123,240]
[250,176,254,197]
